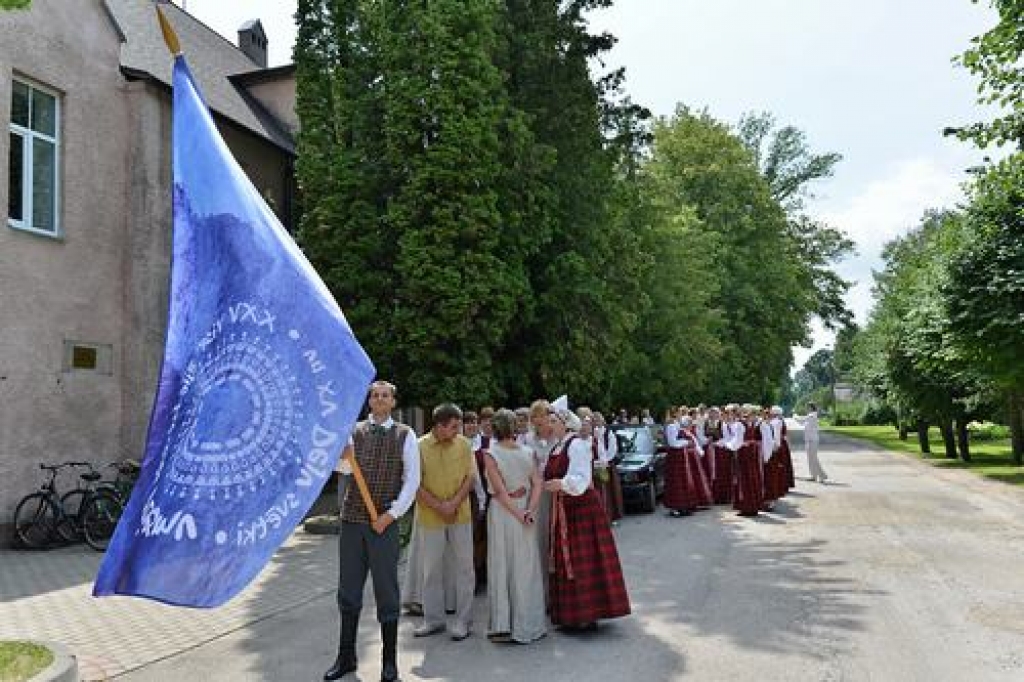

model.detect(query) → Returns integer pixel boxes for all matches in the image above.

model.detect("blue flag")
[94,56,375,607]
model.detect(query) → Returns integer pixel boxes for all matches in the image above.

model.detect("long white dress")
[486,443,546,643]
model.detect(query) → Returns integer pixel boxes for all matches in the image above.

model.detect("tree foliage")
[953,0,1024,148]
[294,1,852,412]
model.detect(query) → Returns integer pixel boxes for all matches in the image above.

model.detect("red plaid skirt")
[763,450,788,501]
[732,443,764,515]
[596,464,625,522]
[548,489,631,625]
[663,447,709,511]
[711,446,734,504]
[780,439,795,489]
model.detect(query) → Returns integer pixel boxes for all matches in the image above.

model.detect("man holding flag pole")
[330,381,420,682]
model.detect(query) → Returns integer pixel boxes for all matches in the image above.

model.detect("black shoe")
[324,611,359,681]
[324,653,357,681]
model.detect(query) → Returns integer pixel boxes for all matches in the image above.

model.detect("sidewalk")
[0,531,341,681]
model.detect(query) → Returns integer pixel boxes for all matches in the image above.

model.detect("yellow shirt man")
[416,433,474,529]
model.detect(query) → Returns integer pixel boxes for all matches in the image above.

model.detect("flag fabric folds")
[94,56,375,607]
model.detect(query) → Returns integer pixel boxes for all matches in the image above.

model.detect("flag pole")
[343,446,379,523]
[155,3,182,56]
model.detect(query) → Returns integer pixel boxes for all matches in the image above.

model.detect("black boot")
[324,611,359,681]
[380,620,400,682]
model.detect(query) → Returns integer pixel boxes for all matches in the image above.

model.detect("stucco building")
[0,0,297,540]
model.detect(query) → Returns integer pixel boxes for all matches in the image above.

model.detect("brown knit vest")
[341,421,408,524]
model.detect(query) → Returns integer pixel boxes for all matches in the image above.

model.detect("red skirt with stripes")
[711,446,734,504]
[732,443,764,515]
[780,439,795,490]
[548,488,631,625]
[663,447,710,511]
[763,450,788,501]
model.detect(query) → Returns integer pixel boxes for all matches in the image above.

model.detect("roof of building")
[104,0,294,154]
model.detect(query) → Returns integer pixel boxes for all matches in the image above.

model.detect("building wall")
[0,0,130,529]
[244,77,298,137]
[0,1,298,536]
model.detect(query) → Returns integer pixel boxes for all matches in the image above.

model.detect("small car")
[612,425,666,513]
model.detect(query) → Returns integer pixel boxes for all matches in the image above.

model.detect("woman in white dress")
[484,409,546,644]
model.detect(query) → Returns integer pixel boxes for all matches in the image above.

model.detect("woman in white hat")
[542,406,631,630]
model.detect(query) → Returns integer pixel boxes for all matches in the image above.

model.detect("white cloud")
[793,156,973,372]
[822,158,967,259]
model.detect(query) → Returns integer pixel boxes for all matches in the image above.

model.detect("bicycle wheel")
[82,491,123,552]
[60,489,89,541]
[14,492,58,549]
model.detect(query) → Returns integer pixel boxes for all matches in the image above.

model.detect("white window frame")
[8,78,61,237]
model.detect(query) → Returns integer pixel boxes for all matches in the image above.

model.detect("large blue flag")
[94,56,375,607]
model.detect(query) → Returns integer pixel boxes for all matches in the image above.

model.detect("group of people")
[659,402,826,519]
[325,382,631,682]
[324,381,829,682]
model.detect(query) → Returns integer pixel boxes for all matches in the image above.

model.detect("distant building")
[0,0,297,537]
[834,382,857,403]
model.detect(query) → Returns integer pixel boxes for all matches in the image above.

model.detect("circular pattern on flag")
[163,331,304,500]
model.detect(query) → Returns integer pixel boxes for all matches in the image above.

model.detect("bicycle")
[59,462,105,542]
[13,462,84,549]
[57,461,136,550]
[79,459,140,551]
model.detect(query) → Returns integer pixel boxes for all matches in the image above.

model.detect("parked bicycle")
[59,460,138,551]
[14,460,134,551]
[13,462,84,549]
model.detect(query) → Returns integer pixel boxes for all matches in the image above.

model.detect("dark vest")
[341,421,409,524]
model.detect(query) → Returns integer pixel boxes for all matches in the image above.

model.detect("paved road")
[4,425,1024,681]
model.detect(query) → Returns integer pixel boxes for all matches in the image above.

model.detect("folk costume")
[712,417,739,505]
[760,415,787,506]
[733,416,765,516]
[771,408,796,490]
[485,442,547,643]
[594,425,625,522]
[330,417,420,682]
[545,417,631,628]
[682,422,713,506]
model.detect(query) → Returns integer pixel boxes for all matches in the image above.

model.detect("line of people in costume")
[661,403,795,518]
[326,382,631,682]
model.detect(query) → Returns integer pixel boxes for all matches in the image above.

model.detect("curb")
[30,641,78,682]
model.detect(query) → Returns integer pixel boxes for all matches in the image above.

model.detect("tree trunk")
[955,417,971,463]
[1009,391,1024,466]
[939,418,957,459]
[916,418,931,454]
[898,421,908,441]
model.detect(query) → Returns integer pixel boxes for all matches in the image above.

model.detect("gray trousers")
[420,523,475,629]
[338,520,401,624]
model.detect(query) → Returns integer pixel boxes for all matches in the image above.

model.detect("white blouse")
[555,436,594,496]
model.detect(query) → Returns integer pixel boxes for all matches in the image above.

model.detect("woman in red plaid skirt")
[733,407,765,516]
[712,406,741,504]
[543,407,631,630]
[770,406,796,491]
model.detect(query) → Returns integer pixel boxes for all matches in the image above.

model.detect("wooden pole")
[343,447,379,524]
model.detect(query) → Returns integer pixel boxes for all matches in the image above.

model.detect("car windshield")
[614,427,656,456]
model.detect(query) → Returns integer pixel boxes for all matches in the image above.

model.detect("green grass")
[825,424,1024,488]
[0,642,53,682]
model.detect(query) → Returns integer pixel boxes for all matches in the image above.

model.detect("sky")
[175,0,997,372]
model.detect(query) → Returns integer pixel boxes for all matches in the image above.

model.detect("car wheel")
[642,479,657,513]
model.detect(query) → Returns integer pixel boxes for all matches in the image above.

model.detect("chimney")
[238,19,268,68]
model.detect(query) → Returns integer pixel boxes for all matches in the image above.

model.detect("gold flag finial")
[155,3,182,56]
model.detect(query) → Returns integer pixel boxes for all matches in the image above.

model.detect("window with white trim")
[8,79,60,236]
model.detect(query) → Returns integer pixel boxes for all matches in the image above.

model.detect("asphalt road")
[122,425,1024,681]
